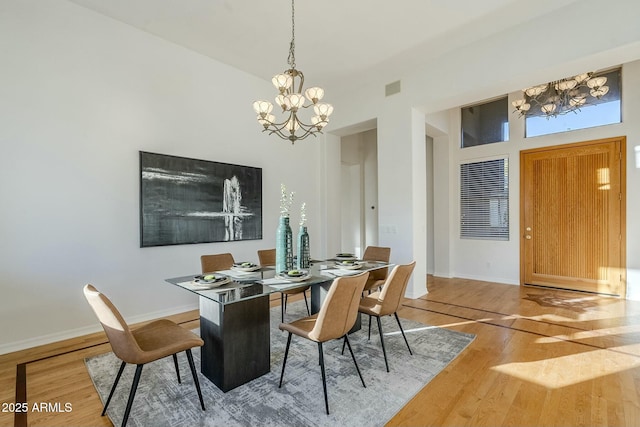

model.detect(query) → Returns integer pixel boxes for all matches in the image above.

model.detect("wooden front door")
[520,137,626,296]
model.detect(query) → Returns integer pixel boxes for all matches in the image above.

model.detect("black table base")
[199,294,270,392]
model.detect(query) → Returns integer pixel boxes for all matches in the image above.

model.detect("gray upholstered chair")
[83,284,205,427]
[358,261,416,372]
[361,246,391,293]
[258,248,310,322]
[278,272,369,415]
[201,252,235,273]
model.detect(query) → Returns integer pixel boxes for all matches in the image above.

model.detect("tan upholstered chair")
[83,285,205,427]
[278,272,369,415]
[361,246,391,293]
[258,248,310,322]
[358,261,416,372]
[201,252,235,273]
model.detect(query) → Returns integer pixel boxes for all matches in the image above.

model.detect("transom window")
[525,68,622,138]
[461,97,509,148]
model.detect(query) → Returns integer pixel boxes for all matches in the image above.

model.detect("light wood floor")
[2,278,640,427]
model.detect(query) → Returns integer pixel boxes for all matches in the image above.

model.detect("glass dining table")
[165,259,390,392]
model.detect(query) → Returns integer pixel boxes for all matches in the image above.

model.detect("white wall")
[329,0,640,299]
[362,129,379,249]
[425,136,434,275]
[449,60,640,295]
[340,130,379,257]
[4,0,640,354]
[0,0,327,353]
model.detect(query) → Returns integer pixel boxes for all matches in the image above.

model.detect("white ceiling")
[69,0,581,90]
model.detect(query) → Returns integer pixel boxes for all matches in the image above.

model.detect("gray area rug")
[85,302,475,427]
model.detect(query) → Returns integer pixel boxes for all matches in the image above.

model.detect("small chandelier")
[512,72,609,119]
[252,0,333,144]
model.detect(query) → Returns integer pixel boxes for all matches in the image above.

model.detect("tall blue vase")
[297,226,310,269]
[276,216,293,274]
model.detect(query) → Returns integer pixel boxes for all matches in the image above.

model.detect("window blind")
[460,158,509,240]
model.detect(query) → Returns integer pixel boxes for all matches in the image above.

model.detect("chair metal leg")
[394,312,413,355]
[368,314,372,340]
[121,364,143,427]
[279,332,292,388]
[102,361,126,416]
[318,342,329,415]
[343,334,366,388]
[376,316,390,372]
[303,290,310,315]
[280,294,285,323]
[186,349,205,411]
[172,353,181,384]
[340,335,346,355]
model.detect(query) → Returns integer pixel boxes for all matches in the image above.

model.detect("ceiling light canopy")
[512,71,609,119]
[253,0,333,144]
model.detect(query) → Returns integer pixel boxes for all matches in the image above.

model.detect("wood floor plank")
[3,278,640,426]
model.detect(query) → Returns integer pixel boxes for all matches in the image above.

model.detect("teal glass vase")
[297,226,310,269]
[276,216,293,274]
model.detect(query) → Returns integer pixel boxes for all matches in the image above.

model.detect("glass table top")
[165,260,391,305]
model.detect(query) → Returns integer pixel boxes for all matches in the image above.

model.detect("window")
[525,68,622,138]
[461,97,509,148]
[460,158,509,240]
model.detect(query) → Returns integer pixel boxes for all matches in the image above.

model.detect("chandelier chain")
[287,0,296,69]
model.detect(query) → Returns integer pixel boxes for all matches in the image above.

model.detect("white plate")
[335,253,357,260]
[276,271,311,282]
[231,263,260,272]
[193,275,232,289]
[335,261,364,270]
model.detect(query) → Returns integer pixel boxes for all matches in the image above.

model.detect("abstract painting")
[140,151,262,247]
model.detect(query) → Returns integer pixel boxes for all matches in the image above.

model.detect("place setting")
[188,273,233,290]
[333,252,358,261]
[216,261,264,280]
[275,268,312,282]
[334,259,366,270]
[319,254,369,277]
[231,261,261,272]
[260,268,312,290]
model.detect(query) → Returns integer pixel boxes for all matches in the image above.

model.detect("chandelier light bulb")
[311,116,327,129]
[525,84,548,97]
[304,87,324,103]
[272,73,293,92]
[284,93,306,111]
[512,99,528,109]
[574,73,591,83]
[541,103,557,115]
[590,86,610,98]
[587,76,607,89]
[286,117,300,133]
[555,80,577,91]
[275,94,288,110]
[257,114,276,128]
[253,100,274,116]
[569,96,587,107]
[313,103,334,119]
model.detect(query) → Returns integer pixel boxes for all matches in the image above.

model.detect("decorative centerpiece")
[297,202,310,269]
[276,184,295,274]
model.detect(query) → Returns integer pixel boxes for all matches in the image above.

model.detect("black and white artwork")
[140,151,262,247]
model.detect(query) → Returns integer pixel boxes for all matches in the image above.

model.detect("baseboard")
[452,273,519,286]
[0,303,198,356]
[432,271,453,278]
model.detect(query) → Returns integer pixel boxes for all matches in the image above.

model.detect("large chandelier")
[512,72,609,118]
[252,0,333,144]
